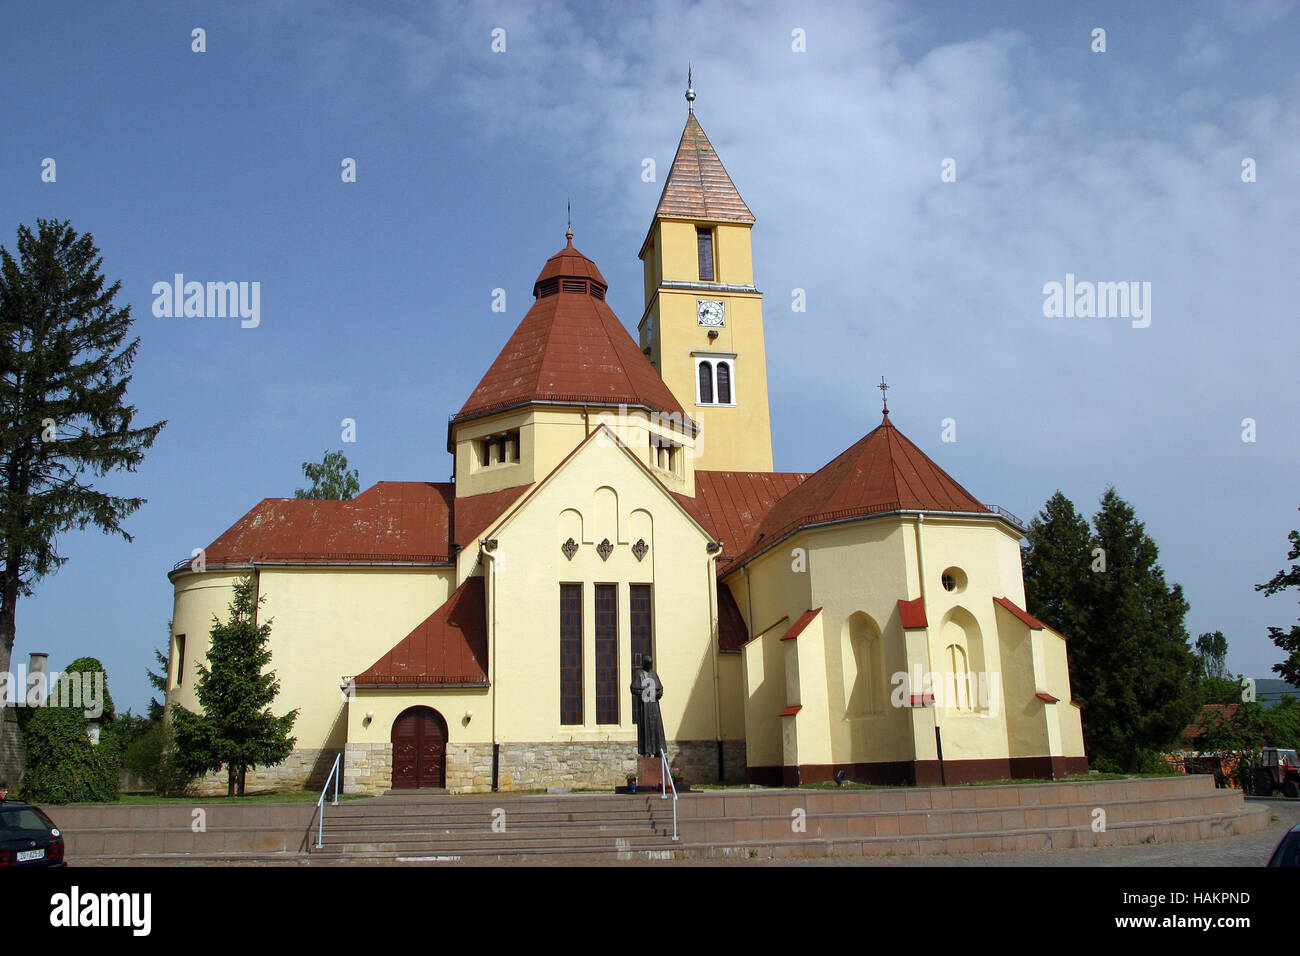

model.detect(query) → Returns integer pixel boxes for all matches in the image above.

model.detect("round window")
[941,567,967,593]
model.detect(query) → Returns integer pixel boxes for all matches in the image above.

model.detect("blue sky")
[2,0,1297,713]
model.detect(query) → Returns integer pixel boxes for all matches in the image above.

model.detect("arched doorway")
[391,706,448,789]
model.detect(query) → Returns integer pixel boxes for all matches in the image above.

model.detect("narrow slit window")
[595,584,618,725]
[716,362,732,404]
[698,361,713,404]
[560,584,583,725]
[696,227,715,281]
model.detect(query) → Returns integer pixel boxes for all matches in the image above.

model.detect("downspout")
[706,542,723,781]
[915,513,941,782]
[480,540,499,791]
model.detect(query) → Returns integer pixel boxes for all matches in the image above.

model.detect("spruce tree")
[1022,492,1098,735]
[172,575,298,796]
[0,219,165,752]
[1022,487,1199,771]
[1085,488,1197,770]
[1257,519,1300,686]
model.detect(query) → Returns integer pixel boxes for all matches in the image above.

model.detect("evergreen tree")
[171,575,298,796]
[1022,489,1095,678]
[146,642,169,723]
[1256,518,1300,686]
[1022,487,1199,771]
[0,219,165,741]
[294,449,359,500]
[1084,488,1198,770]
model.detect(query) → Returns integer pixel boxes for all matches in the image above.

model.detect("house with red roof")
[165,89,1087,794]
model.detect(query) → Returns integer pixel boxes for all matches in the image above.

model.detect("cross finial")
[686,64,695,112]
[878,376,890,415]
[565,198,573,243]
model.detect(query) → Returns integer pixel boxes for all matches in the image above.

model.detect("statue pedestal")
[637,756,664,789]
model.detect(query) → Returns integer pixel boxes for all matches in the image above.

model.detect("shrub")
[123,721,195,797]
[20,706,119,804]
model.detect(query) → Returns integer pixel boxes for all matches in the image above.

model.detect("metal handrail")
[314,753,342,849]
[659,748,678,842]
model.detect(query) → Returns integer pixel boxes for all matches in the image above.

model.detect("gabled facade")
[165,94,1087,795]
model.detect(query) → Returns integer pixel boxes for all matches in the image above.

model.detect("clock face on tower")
[697,299,725,328]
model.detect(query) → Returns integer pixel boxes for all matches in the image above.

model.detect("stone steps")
[306,775,1269,863]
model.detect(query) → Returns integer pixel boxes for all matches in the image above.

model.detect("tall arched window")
[698,361,714,404]
[716,361,732,404]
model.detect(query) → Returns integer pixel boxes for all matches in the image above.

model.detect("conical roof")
[734,413,991,563]
[454,238,686,423]
[654,113,754,223]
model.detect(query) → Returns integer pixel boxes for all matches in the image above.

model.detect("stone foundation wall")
[189,747,341,797]
[460,739,747,794]
[445,743,494,793]
[0,710,24,792]
[345,742,393,796]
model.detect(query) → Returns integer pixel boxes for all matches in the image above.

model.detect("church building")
[165,89,1088,795]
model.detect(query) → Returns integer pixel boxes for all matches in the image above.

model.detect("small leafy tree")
[123,721,194,797]
[1194,630,1229,681]
[294,449,359,501]
[172,574,298,796]
[1257,518,1300,686]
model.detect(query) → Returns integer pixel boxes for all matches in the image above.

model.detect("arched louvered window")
[698,361,714,404]
[716,362,732,404]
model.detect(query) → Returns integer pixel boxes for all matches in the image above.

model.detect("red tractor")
[1254,748,1300,798]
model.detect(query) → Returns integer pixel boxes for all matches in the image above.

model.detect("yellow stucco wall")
[638,215,774,473]
[731,511,1088,773]
[167,566,455,748]
[482,428,726,745]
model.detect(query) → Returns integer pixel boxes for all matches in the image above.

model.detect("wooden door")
[391,707,447,789]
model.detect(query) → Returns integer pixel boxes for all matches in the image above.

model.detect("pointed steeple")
[654,111,754,223]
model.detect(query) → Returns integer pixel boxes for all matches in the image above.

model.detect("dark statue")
[630,656,666,757]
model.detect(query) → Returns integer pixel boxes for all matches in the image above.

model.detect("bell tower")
[637,81,774,474]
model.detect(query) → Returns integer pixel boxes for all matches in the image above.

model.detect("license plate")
[16,848,44,862]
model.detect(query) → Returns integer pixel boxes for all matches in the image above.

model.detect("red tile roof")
[718,584,749,652]
[454,239,686,425]
[780,607,822,642]
[1035,692,1059,703]
[193,482,456,567]
[353,576,489,686]
[898,597,928,629]
[779,704,802,717]
[994,596,1046,630]
[731,413,991,567]
[454,484,530,546]
[654,113,755,223]
[1183,704,1240,741]
[178,481,531,574]
[692,470,809,570]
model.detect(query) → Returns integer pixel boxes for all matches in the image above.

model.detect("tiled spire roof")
[654,113,754,223]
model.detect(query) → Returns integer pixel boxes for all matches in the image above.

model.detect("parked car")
[1253,747,1300,798]
[1267,823,1300,866]
[0,802,66,867]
